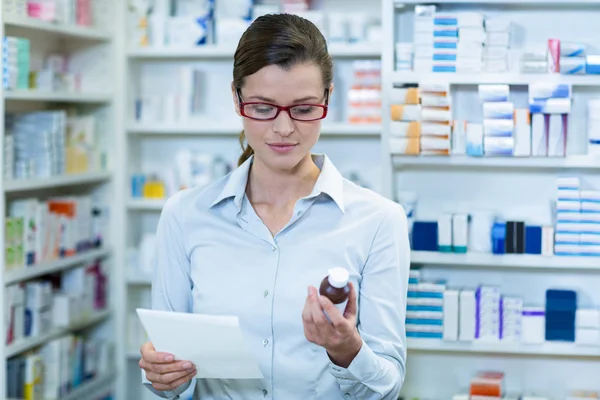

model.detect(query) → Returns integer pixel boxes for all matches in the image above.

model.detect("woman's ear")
[231,82,241,116]
[329,83,334,98]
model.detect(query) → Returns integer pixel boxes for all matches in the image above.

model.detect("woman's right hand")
[139,341,197,391]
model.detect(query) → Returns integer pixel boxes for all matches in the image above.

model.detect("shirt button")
[271,246,277,251]
[264,290,269,297]
[297,210,302,216]
[262,339,269,346]
[263,389,268,397]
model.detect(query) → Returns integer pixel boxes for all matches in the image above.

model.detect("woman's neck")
[247,154,321,207]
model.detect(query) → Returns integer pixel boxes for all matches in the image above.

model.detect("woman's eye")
[252,105,274,114]
[293,106,314,114]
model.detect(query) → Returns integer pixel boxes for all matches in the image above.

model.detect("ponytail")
[237,130,254,166]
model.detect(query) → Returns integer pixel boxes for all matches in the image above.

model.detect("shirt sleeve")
[329,203,410,400]
[142,192,196,399]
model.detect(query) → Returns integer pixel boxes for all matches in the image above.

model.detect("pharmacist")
[138,13,410,400]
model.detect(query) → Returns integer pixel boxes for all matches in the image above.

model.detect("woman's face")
[233,63,329,172]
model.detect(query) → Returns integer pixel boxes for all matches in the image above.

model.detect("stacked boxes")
[576,309,600,346]
[589,100,600,157]
[501,297,523,342]
[389,86,421,155]
[3,0,28,18]
[545,289,576,342]
[396,43,413,71]
[419,83,452,155]
[558,41,587,75]
[475,286,501,341]
[406,272,445,339]
[456,12,485,73]
[480,84,514,156]
[529,83,571,157]
[484,19,511,73]
[24,281,53,338]
[555,177,600,256]
[6,195,101,270]
[470,372,505,399]
[6,111,67,179]
[3,36,30,91]
[413,5,459,73]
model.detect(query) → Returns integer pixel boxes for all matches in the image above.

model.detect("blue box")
[525,226,542,254]
[412,221,438,251]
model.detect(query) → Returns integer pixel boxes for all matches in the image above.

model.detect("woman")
[139,13,410,400]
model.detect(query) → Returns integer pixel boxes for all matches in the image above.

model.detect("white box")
[530,98,572,114]
[548,114,566,157]
[390,121,421,138]
[576,309,600,329]
[452,120,467,155]
[514,109,532,157]
[542,226,554,256]
[522,307,545,344]
[443,290,459,341]
[483,102,514,120]
[422,107,452,122]
[486,32,510,47]
[483,119,514,137]
[422,123,452,136]
[531,113,547,157]
[576,328,600,346]
[459,290,476,341]
[438,214,453,251]
[466,123,484,156]
[478,84,509,102]
[452,214,469,253]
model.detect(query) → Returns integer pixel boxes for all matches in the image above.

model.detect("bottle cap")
[328,267,350,289]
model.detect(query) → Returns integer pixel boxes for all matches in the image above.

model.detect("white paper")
[136,308,263,379]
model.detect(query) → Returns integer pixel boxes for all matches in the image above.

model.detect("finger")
[148,367,195,386]
[310,292,334,336]
[153,360,195,375]
[302,296,320,343]
[344,282,358,318]
[141,342,175,364]
[151,369,196,391]
[318,294,345,329]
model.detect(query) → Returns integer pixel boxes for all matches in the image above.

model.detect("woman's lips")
[268,143,297,154]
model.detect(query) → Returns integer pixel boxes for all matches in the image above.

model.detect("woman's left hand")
[302,282,363,368]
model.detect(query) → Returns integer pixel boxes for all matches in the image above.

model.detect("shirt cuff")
[142,368,191,399]
[328,339,381,382]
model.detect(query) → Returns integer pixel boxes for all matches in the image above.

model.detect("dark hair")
[233,13,333,166]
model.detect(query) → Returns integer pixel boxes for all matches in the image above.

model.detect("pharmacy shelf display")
[1,3,120,399]
[382,0,600,399]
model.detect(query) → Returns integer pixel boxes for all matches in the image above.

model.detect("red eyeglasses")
[236,89,329,121]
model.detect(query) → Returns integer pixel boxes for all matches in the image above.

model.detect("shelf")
[321,123,381,136]
[6,309,111,358]
[128,198,166,211]
[5,90,112,103]
[127,42,381,59]
[4,171,111,193]
[393,155,600,170]
[3,15,111,41]
[128,122,380,137]
[63,372,117,400]
[411,251,600,271]
[128,269,152,285]
[128,121,242,136]
[407,339,600,357]
[392,71,600,86]
[5,247,111,286]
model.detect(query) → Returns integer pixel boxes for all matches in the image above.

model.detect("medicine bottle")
[319,267,351,316]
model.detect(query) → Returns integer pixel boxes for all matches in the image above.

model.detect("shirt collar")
[210,154,345,213]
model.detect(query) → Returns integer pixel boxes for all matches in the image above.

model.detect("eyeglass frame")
[235,89,329,122]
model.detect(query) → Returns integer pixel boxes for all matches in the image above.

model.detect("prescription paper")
[136,308,263,380]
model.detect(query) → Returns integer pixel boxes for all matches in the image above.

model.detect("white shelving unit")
[383,0,600,398]
[1,3,121,398]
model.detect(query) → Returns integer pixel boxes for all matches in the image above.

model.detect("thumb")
[344,282,358,318]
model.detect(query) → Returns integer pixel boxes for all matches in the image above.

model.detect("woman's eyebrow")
[246,95,320,103]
